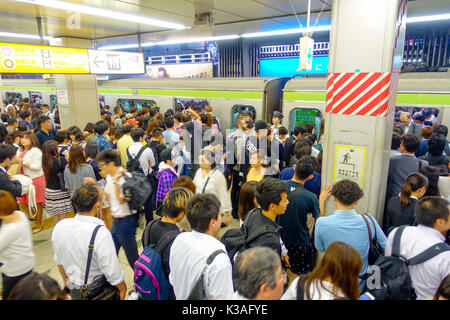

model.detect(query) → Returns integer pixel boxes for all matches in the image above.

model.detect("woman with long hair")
[16,131,46,233]
[63,144,96,199]
[419,166,442,196]
[145,119,159,139]
[383,172,428,234]
[67,126,86,149]
[282,241,363,300]
[41,140,73,225]
[237,181,258,226]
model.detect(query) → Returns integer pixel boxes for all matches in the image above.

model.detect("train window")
[289,107,322,137]
[5,92,22,104]
[174,98,209,112]
[117,99,157,113]
[394,106,439,126]
[29,91,43,104]
[50,95,57,111]
[231,105,256,129]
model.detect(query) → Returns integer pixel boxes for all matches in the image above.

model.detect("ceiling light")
[406,13,450,23]
[154,34,240,45]
[242,25,331,38]
[14,0,185,30]
[0,31,53,41]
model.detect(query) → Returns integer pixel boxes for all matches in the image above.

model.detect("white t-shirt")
[103,168,134,219]
[0,211,35,277]
[281,277,346,300]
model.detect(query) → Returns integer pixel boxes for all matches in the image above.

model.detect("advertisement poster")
[145,63,213,79]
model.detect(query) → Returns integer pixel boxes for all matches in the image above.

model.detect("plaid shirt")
[94,135,112,152]
[156,167,178,205]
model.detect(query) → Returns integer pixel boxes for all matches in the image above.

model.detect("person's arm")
[314,219,326,252]
[27,148,42,171]
[0,173,22,197]
[57,265,70,288]
[318,185,332,217]
[0,225,20,253]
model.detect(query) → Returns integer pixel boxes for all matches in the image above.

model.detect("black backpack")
[126,146,147,175]
[365,225,450,300]
[122,172,152,211]
[221,208,281,264]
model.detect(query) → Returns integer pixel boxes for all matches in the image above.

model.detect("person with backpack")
[384,196,450,300]
[156,149,178,208]
[277,156,331,280]
[127,128,156,225]
[314,179,387,292]
[137,187,193,300]
[419,133,450,175]
[95,149,139,270]
[169,193,234,300]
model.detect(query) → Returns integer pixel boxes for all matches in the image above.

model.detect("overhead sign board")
[0,43,90,74]
[298,36,314,71]
[88,50,145,74]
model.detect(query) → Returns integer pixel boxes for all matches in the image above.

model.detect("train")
[1,71,449,134]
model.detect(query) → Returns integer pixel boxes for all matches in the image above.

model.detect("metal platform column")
[322,0,408,222]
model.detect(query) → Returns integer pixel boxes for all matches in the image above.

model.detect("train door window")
[29,91,43,104]
[231,105,256,129]
[395,106,439,126]
[117,99,157,112]
[174,98,209,112]
[50,95,57,111]
[289,107,322,140]
[5,92,22,104]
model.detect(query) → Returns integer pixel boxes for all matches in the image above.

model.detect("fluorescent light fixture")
[406,13,450,23]
[242,25,331,38]
[0,31,53,41]
[14,0,185,30]
[154,34,240,46]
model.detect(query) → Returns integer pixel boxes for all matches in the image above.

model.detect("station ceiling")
[0,0,448,47]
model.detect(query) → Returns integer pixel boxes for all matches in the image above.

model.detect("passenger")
[432,124,450,156]
[277,126,288,145]
[113,106,123,130]
[419,134,450,174]
[141,187,193,299]
[316,150,323,175]
[64,144,96,199]
[431,275,450,300]
[6,117,18,134]
[162,116,180,150]
[18,110,33,130]
[384,172,428,234]
[384,197,450,300]
[41,140,73,225]
[117,123,134,168]
[16,131,46,233]
[303,133,319,158]
[282,241,363,300]
[83,122,96,144]
[284,125,306,167]
[54,130,70,158]
[237,180,258,226]
[35,115,56,148]
[148,128,167,161]
[233,247,286,300]
[84,143,102,182]
[93,120,112,152]
[0,190,35,300]
[385,134,428,204]
[0,144,22,197]
[204,105,221,132]
[314,179,387,291]
[173,113,183,136]
[171,176,196,231]
[419,166,442,197]
[156,149,178,209]
[51,182,127,300]
[390,133,402,156]
[145,118,159,139]
[169,193,234,300]
[30,109,43,132]
[68,126,87,149]
[246,150,267,182]
[277,156,331,277]
[415,126,433,157]
[397,112,422,137]
[271,111,283,138]
[7,272,66,300]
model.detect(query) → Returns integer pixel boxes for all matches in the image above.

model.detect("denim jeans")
[111,215,139,269]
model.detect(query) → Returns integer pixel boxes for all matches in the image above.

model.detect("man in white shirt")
[384,197,450,300]
[232,247,286,300]
[169,193,234,300]
[96,149,139,270]
[51,182,127,300]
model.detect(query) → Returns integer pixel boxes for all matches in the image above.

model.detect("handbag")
[362,214,384,265]
[80,225,120,300]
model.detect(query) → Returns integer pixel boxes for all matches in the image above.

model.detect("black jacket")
[245,208,282,257]
[0,169,22,197]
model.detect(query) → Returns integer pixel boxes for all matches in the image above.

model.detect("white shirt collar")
[74,214,106,226]
[417,224,446,242]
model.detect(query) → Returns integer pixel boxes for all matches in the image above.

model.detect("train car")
[0,79,57,110]
[282,71,450,134]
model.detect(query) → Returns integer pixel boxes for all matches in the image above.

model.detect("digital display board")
[260,56,329,77]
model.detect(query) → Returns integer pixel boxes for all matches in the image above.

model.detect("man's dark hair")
[401,134,421,153]
[19,110,31,120]
[152,128,162,138]
[414,196,449,228]
[427,133,447,156]
[293,125,306,137]
[433,124,448,138]
[200,113,208,125]
[255,177,287,211]
[7,117,17,126]
[331,179,364,205]
[95,149,121,167]
[94,120,109,135]
[114,106,121,114]
[303,133,316,145]
[121,123,133,135]
[71,182,101,213]
[391,133,402,150]
[294,142,312,160]
[174,113,182,123]
[18,124,28,132]
[295,156,317,180]
[1,113,10,123]
[185,193,221,233]
[37,115,51,126]
[0,144,17,163]
[296,137,313,147]
[278,126,288,136]
[149,109,158,118]
[131,128,145,142]
[54,131,68,144]
[393,126,404,136]
[164,116,174,129]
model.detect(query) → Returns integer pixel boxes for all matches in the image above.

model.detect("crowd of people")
[0,98,449,301]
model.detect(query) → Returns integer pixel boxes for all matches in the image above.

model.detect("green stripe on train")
[137,89,264,100]
[10,86,56,92]
[98,88,134,94]
[283,92,450,105]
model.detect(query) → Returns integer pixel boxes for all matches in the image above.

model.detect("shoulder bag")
[362,214,384,265]
[80,225,120,300]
